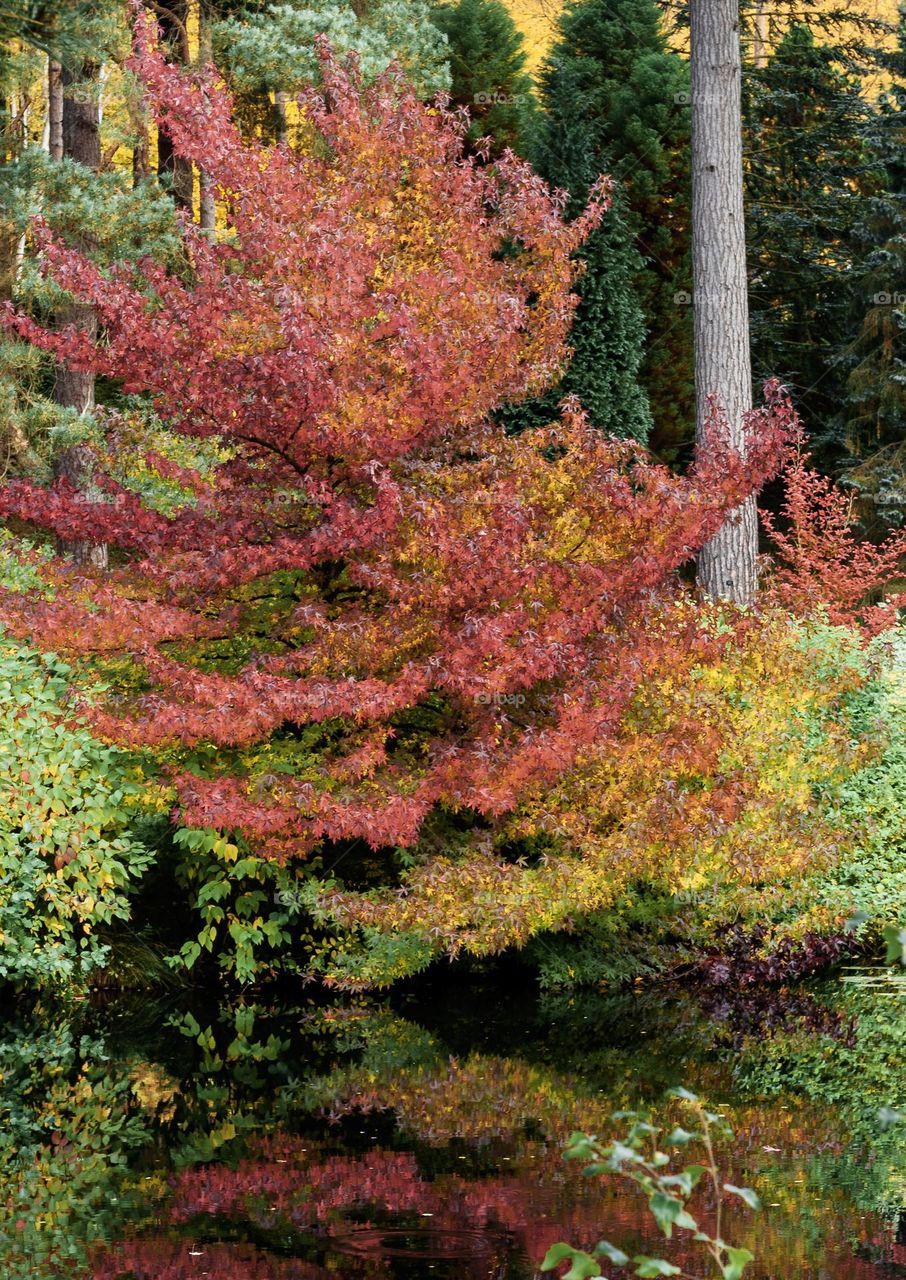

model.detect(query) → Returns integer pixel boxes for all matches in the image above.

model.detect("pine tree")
[499,182,652,443]
[528,0,693,451]
[212,0,451,132]
[829,13,906,527]
[431,0,538,156]
[745,24,881,458]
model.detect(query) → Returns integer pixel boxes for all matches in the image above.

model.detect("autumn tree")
[0,18,795,980]
[761,454,906,636]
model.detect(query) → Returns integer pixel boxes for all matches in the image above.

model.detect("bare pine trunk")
[199,168,216,230]
[127,73,151,185]
[691,0,756,606]
[53,64,107,570]
[199,3,216,230]
[47,60,64,158]
[274,90,289,146]
[753,4,769,68]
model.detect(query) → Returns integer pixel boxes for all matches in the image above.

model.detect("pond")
[4,965,906,1279]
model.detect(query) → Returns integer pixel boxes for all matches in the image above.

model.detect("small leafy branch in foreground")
[884,924,906,966]
[541,1089,760,1280]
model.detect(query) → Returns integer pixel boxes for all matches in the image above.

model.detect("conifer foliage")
[531,0,692,450]
[0,19,795,874]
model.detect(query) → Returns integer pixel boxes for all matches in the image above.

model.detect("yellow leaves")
[129,1062,179,1122]
[213,837,239,863]
[505,612,870,914]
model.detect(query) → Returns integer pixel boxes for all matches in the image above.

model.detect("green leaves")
[883,924,906,966]
[648,1191,697,1237]
[723,1185,761,1211]
[666,1087,699,1103]
[553,1093,760,1280]
[664,1126,699,1146]
[660,1165,707,1195]
[721,1246,755,1280]
[0,639,153,991]
[632,1258,682,1278]
[540,1244,603,1279]
[595,1242,630,1266]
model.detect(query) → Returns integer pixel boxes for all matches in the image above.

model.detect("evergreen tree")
[498,185,652,442]
[528,0,693,451]
[213,0,451,132]
[745,24,881,459]
[829,13,906,527]
[431,0,538,156]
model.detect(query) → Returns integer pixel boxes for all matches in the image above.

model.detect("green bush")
[0,638,153,991]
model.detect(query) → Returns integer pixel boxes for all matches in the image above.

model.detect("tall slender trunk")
[132,117,151,186]
[127,69,151,185]
[47,59,64,158]
[199,168,216,230]
[1,91,16,295]
[155,0,194,212]
[274,91,289,146]
[53,63,107,570]
[691,0,756,606]
[198,1,216,231]
[752,1,769,68]
[11,91,28,284]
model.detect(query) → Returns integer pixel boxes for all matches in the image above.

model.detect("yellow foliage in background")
[504,0,900,81]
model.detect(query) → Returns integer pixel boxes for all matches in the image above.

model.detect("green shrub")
[0,638,153,991]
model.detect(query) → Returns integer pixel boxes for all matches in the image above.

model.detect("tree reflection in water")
[0,982,904,1280]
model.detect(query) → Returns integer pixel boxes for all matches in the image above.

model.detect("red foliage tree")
[761,454,906,637]
[0,19,795,864]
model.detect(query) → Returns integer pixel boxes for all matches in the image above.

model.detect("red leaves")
[761,453,906,636]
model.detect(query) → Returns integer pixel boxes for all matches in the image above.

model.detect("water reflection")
[2,978,906,1279]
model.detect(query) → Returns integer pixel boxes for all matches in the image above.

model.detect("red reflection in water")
[90,1129,904,1280]
[91,1239,325,1280]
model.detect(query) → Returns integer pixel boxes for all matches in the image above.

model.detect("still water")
[3,968,906,1279]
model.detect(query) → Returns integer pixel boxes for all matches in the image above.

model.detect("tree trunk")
[199,2,216,230]
[155,0,194,212]
[199,168,216,230]
[47,60,64,159]
[133,118,151,186]
[691,0,756,606]
[753,2,769,69]
[53,63,107,570]
[127,69,151,185]
[274,90,289,146]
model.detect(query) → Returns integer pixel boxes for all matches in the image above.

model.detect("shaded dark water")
[4,969,906,1279]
